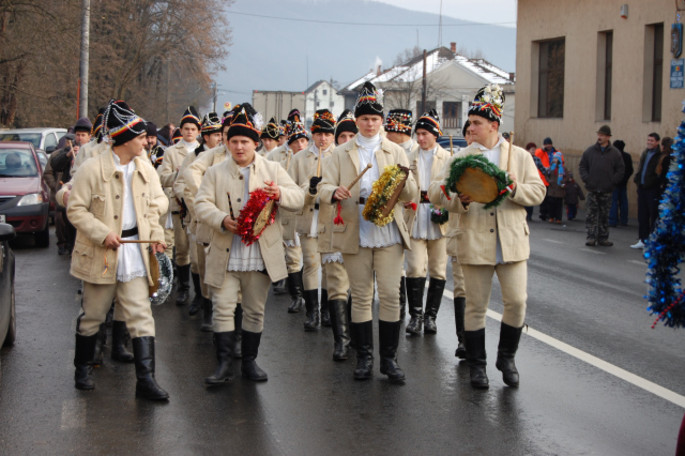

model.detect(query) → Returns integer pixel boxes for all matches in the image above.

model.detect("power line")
[227,10,515,28]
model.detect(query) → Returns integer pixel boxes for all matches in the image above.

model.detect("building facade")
[516,0,681,215]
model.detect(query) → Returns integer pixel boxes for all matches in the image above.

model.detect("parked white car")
[0,128,68,154]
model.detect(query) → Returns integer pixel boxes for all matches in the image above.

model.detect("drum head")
[455,167,499,204]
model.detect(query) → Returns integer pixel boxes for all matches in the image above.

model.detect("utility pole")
[78,0,90,120]
[212,82,217,112]
[421,49,427,115]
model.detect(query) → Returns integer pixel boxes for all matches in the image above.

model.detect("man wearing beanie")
[259,117,280,156]
[404,109,451,337]
[320,82,418,384]
[318,109,357,360]
[288,109,336,331]
[158,106,201,306]
[385,109,416,156]
[174,112,223,325]
[429,85,545,389]
[195,103,304,386]
[276,118,309,313]
[266,109,302,163]
[67,99,170,401]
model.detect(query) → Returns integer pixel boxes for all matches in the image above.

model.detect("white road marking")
[442,289,685,409]
[628,259,646,267]
[60,398,87,430]
[542,238,565,244]
[580,248,605,255]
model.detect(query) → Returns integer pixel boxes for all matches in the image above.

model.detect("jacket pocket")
[91,194,106,217]
[71,239,94,276]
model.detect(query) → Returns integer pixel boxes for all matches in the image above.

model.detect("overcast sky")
[373,0,517,27]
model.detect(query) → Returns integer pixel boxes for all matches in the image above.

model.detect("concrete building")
[304,80,346,128]
[515,0,682,215]
[344,44,515,137]
[252,90,305,124]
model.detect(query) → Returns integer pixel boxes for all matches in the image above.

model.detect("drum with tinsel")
[150,251,174,306]
[444,154,513,209]
[362,164,410,227]
[236,188,278,246]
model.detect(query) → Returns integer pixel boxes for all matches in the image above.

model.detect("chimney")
[450,42,456,53]
[376,64,382,76]
[509,72,515,81]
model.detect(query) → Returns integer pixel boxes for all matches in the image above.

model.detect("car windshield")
[0,132,41,149]
[0,148,38,177]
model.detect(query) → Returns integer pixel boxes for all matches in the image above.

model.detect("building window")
[442,101,462,131]
[596,31,613,120]
[643,23,664,122]
[322,89,328,95]
[536,37,565,118]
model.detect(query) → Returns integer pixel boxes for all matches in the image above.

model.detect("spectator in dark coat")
[609,140,634,227]
[579,125,624,247]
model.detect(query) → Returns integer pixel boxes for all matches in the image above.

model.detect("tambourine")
[150,251,174,305]
[445,154,513,209]
[362,165,409,227]
[236,189,278,246]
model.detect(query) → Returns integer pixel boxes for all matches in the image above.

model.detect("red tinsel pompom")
[236,189,277,246]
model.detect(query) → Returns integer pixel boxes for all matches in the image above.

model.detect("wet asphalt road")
[0,216,683,455]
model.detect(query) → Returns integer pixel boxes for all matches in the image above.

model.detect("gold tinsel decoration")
[362,165,407,227]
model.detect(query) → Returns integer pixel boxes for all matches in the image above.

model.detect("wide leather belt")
[121,226,138,238]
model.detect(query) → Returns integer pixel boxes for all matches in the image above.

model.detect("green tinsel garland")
[445,154,513,209]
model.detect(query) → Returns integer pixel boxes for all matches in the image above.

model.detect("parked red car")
[0,142,50,247]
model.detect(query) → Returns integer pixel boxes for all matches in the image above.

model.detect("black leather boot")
[453,297,466,359]
[92,323,106,366]
[465,329,489,389]
[320,289,331,327]
[350,321,373,380]
[379,320,406,384]
[496,323,523,387]
[328,299,350,361]
[233,304,243,358]
[188,272,202,315]
[176,264,191,306]
[286,270,305,313]
[111,320,134,363]
[241,330,268,381]
[74,333,97,390]
[132,336,169,401]
[272,278,287,295]
[204,332,235,387]
[200,298,213,332]
[423,278,446,334]
[405,277,425,335]
[399,276,407,321]
[303,289,320,331]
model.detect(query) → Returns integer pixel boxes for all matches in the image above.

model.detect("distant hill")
[215,0,516,107]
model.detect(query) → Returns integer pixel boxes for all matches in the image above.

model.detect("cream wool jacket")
[406,143,452,236]
[288,143,334,235]
[157,142,190,212]
[428,140,545,265]
[194,154,305,286]
[67,148,168,285]
[319,137,418,254]
[183,144,228,244]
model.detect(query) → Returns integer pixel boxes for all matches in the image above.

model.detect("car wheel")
[35,226,50,248]
[3,281,15,347]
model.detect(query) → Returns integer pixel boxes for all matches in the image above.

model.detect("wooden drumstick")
[345,163,373,189]
[119,239,163,244]
[317,148,322,177]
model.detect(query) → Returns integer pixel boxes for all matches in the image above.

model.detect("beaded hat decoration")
[385,109,413,135]
[171,128,182,144]
[104,99,147,146]
[226,103,263,142]
[201,112,222,134]
[335,109,357,144]
[354,81,384,118]
[180,105,201,128]
[311,109,336,134]
[261,117,280,140]
[91,108,106,141]
[288,121,308,145]
[414,109,442,137]
[468,84,505,124]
